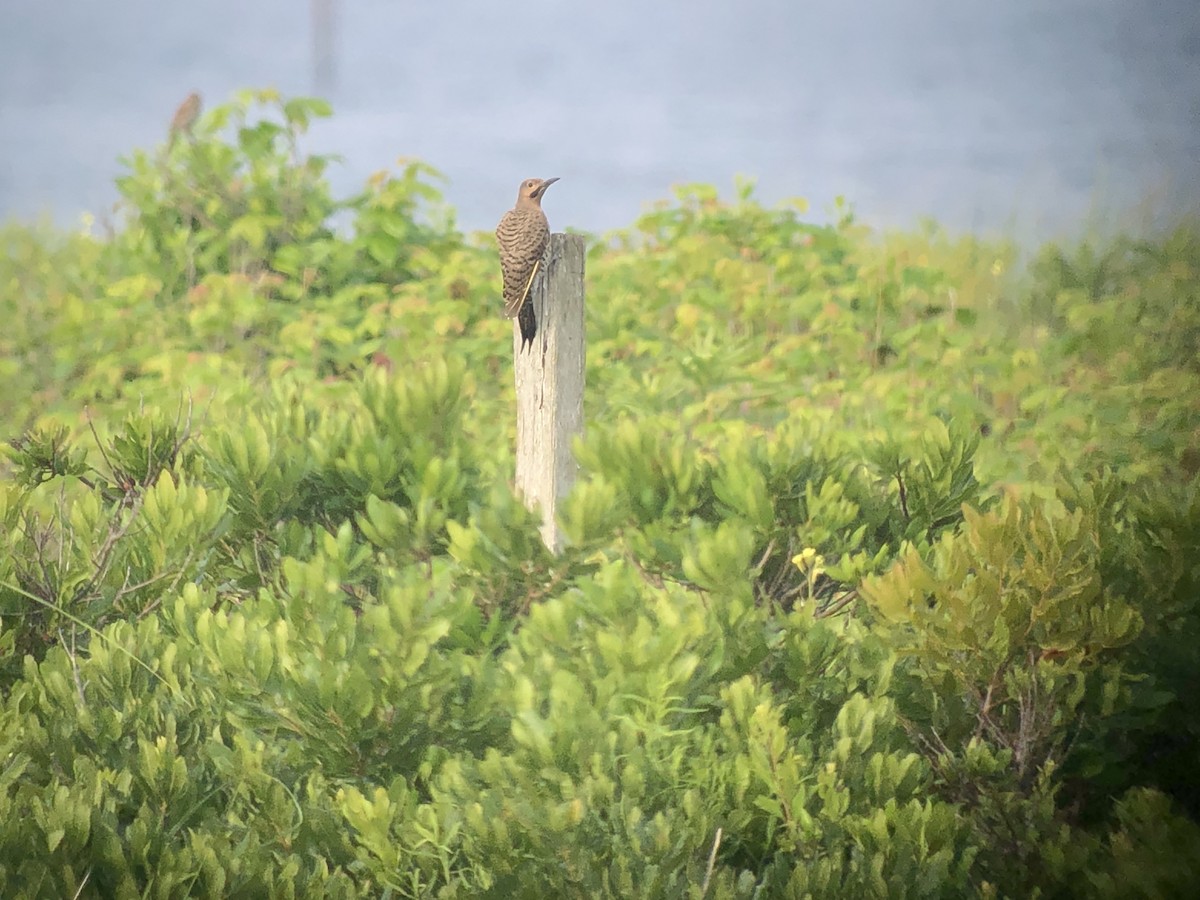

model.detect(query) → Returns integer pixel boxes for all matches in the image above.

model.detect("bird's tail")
[518,299,537,351]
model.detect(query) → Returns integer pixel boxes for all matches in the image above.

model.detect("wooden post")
[514,232,586,553]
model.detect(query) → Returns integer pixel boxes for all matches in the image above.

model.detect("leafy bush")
[1,92,1198,896]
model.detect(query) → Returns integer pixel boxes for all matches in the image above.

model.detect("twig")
[77,491,146,607]
[84,407,120,486]
[753,538,776,573]
[134,547,198,620]
[60,625,86,703]
[1,578,172,692]
[22,510,59,606]
[700,826,723,897]
[816,589,859,619]
[71,867,92,900]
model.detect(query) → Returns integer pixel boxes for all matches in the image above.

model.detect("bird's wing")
[504,259,541,318]
[497,211,549,318]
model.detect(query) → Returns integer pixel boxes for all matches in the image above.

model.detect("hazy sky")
[2,0,1198,240]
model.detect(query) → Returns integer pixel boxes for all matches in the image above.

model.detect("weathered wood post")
[514,233,586,552]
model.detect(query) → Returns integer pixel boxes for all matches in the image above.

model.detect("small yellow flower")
[792,547,819,570]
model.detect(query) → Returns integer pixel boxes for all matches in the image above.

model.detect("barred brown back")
[495,206,550,319]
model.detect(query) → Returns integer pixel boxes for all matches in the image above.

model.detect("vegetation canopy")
[1,90,1197,897]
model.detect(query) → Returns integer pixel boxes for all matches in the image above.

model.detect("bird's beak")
[533,177,560,198]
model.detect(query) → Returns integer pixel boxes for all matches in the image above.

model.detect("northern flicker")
[496,176,559,350]
[168,92,202,148]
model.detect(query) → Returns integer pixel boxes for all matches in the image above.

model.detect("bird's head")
[517,176,560,206]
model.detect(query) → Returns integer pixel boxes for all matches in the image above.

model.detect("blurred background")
[1,0,1197,241]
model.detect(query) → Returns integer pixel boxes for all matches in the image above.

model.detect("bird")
[496,176,559,351]
[168,92,202,148]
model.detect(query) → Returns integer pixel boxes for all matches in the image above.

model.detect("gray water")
[2,0,1198,242]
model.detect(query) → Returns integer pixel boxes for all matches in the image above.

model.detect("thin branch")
[70,867,92,900]
[753,538,777,573]
[2,578,173,692]
[60,625,86,703]
[700,827,723,897]
[76,492,146,607]
[816,589,859,619]
[133,548,198,620]
[84,406,120,486]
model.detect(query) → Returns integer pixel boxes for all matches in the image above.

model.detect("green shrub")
[1,91,1198,897]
